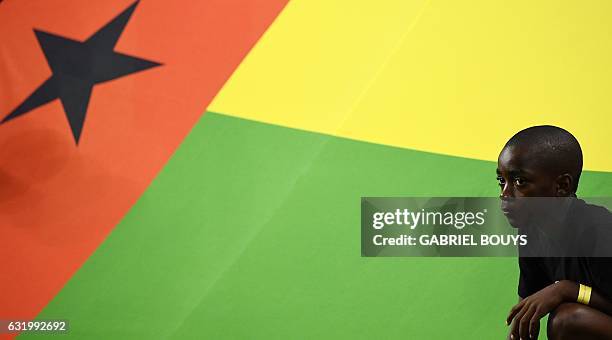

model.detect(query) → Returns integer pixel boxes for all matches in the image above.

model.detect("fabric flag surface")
[1,0,612,339]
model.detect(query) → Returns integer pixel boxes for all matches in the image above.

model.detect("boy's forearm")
[556,280,612,316]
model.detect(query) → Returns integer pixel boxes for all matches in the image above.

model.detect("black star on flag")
[2,1,161,144]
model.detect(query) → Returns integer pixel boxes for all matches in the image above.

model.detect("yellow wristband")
[578,284,592,305]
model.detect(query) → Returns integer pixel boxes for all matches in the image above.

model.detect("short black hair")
[504,125,583,192]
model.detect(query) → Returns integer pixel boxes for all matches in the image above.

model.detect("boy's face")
[497,145,559,227]
[496,145,558,198]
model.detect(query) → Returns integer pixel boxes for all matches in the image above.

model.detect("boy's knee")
[547,303,589,340]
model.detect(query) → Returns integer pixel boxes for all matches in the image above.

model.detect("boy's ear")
[555,173,573,197]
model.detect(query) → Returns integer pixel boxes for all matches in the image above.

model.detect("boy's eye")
[497,176,505,186]
[514,177,526,186]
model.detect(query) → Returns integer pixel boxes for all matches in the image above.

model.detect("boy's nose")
[500,183,514,198]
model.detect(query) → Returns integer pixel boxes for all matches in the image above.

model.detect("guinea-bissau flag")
[1,0,612,339]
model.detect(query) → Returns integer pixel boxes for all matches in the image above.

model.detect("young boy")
[497,125,612,339]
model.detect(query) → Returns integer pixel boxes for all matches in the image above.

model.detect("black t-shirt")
[518,199,612,300]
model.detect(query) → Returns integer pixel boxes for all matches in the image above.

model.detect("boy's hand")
[506,280,576,339]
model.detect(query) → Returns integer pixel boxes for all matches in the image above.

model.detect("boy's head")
[497,125,583,198]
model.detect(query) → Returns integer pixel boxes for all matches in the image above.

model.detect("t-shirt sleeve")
[518,257,549,298]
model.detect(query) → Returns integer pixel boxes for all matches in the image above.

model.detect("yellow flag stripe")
[210,0,612,172]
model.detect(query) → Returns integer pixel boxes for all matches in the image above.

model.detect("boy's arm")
[553,280,612,316]
[506,280,612,339]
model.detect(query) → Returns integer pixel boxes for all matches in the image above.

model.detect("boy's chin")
[503,214,529,228]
